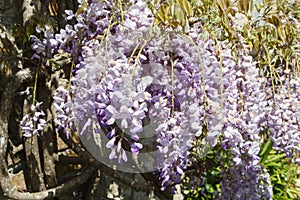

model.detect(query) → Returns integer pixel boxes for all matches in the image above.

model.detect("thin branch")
[54,154,84,165]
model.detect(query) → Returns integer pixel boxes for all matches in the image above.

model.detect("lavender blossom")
[53,87,76,137]
[20,102,47,137]
[31,0,299,196]
[264,76,300,160]
[219,162,272,200]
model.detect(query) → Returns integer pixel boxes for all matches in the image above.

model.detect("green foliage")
[243,0,300,82]
[148,0,193,29]
[151,0,300,80]
[258,131,300,199]
[260,147,300,199]
[259,137,274,164]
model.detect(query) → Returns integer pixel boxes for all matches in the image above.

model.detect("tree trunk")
[0,0,26,197]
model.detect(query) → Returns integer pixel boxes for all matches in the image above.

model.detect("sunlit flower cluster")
[27,0,300,198]
[20,102,47,137]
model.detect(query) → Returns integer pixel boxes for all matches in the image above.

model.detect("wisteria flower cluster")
[264,75,300,163]
[218,50,272,198]
[220,162,272,200]
[30,25,57,60]
[53,87,76,138]
[28,0,300,198]
[20,101,47,137]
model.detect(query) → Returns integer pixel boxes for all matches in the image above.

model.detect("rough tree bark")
[0,0,27,197]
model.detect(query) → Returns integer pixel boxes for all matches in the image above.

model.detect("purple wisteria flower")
[219,50,273,198]
[156,114,193,191]
[20,102,47,137]
[30,26,57,60]
[53,87,76,137]
[31,0,299,196]
[220,163,272,200]
[263,76,300,160]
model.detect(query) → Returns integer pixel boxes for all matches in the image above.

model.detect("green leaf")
[177,0,193,16]
[259,137,274,164]
[156,4,167,24]
[265,153,287,164]
[287,188,300,197]
[265,162,282,168]
[174,6,185,25]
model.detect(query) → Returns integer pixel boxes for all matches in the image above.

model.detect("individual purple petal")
[106,105,117,115]
[109,148,116,160]
[106,117,115,125]
[131,142,143,154]
[106,137,116,148]
[130,126,143,133]
[80,118,92,135]
[121,119,128,129]
[122,149,127,162]
[131,133,139,141]
[107,128,116,139]
[117,140,122,152]
[135,142,143,149]
[176,166,184,175]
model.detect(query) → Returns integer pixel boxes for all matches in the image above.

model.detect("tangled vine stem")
[0,166,95,200]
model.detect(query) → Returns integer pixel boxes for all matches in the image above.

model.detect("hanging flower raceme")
[264,75,300,161]
[20,102,47,137]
